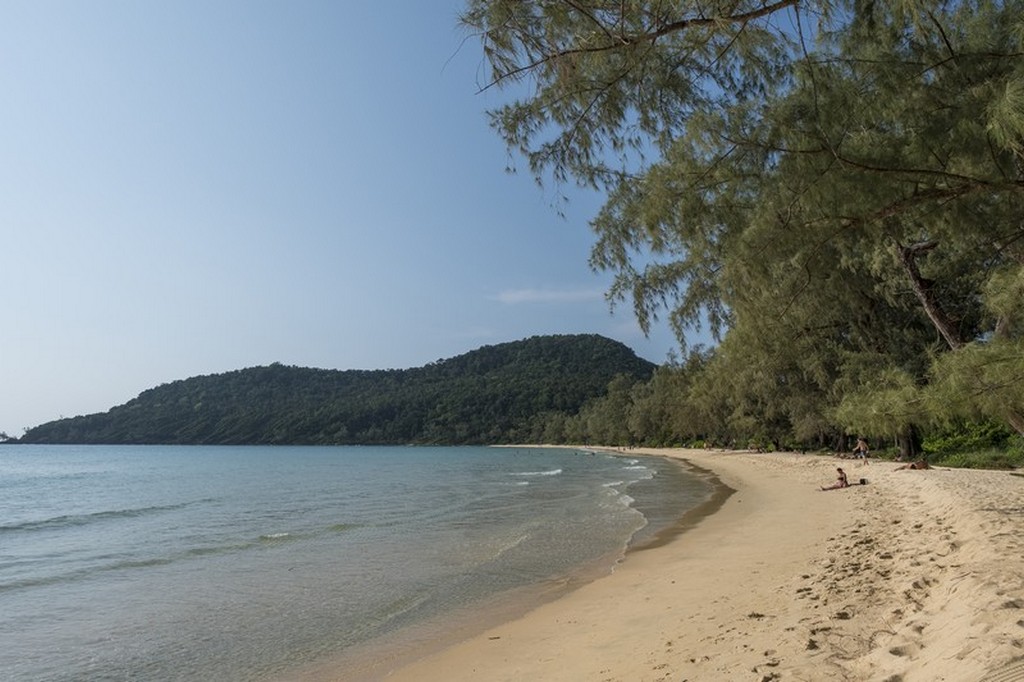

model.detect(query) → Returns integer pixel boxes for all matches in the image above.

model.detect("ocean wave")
[0,552,182,593]
[261,522,361,543]
[458,530,533,569]
[0,531,297,593]
[259,532,292,542]
[184,544,251,558]
[487,532,531,562]
[0,569,92,593]
[0,502,193,534]
[511,468,563,477]
[602,481,625,488]
[348,589,435,639]
[108,557,176,570]
[327,523,360,533]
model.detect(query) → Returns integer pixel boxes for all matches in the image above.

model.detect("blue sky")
[0,1,685,436]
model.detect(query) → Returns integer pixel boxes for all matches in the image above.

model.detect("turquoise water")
[0,445,713,681]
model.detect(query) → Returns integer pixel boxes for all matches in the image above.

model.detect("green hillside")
[18,334,655,445]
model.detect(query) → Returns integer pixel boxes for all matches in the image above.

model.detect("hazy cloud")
[493,287,605,304]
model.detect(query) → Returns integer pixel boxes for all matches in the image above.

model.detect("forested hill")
[18,334,656,446]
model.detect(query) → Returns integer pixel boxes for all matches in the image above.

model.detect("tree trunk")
[897,241,966,350]
[1006,410,1024,438]
[897,423,923,462]
[899,244,1024,437]
[894,241,1024,436]
[832,432,850,453]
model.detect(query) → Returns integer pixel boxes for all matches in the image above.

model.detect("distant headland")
[14,334,655,446]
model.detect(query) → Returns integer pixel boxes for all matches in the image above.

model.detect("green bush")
[923,422,1015,457]
[931,446,1024,470]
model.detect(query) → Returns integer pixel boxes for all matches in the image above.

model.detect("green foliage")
[464,0,1024,451]
[929,443,1024,470]
[923,339,1024,427]
[18,335,655,446]
[923,422,1017,457]
[834,368,926,438]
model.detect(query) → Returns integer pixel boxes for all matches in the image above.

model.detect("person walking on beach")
[821,467,849,491]
[853,437,870,464]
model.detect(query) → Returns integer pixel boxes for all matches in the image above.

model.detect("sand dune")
[382,449,1024,682]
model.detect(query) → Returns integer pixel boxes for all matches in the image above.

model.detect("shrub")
[922,422,1015,457]
[931,447,1024,470]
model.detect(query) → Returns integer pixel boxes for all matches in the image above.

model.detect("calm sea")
[0,445,714,681]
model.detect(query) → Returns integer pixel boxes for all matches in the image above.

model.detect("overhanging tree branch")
[897,240,966,351]
[477,0,800,89]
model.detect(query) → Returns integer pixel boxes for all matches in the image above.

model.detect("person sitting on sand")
[821,467,849,491]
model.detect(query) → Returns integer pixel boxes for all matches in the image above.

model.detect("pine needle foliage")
[463,0,1024,448]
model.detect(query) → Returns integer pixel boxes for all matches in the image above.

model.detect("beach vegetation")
[462,0,1024,460]
[923,422,1023,467]
[928,442,1024,470]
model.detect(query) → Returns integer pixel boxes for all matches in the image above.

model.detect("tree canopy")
[462,0,1024,451]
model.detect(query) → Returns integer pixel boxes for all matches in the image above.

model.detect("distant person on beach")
[821,467,849,491]
[895,460,930,470]
[853,437,870,464]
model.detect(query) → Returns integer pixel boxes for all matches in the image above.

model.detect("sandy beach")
[380,449,1024,682]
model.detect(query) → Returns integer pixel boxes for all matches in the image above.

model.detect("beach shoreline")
[285,447,722,682]
[377,448,1024,682]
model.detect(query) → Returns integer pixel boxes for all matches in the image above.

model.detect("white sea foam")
[511,468,563,477]
[602,480,625,488]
